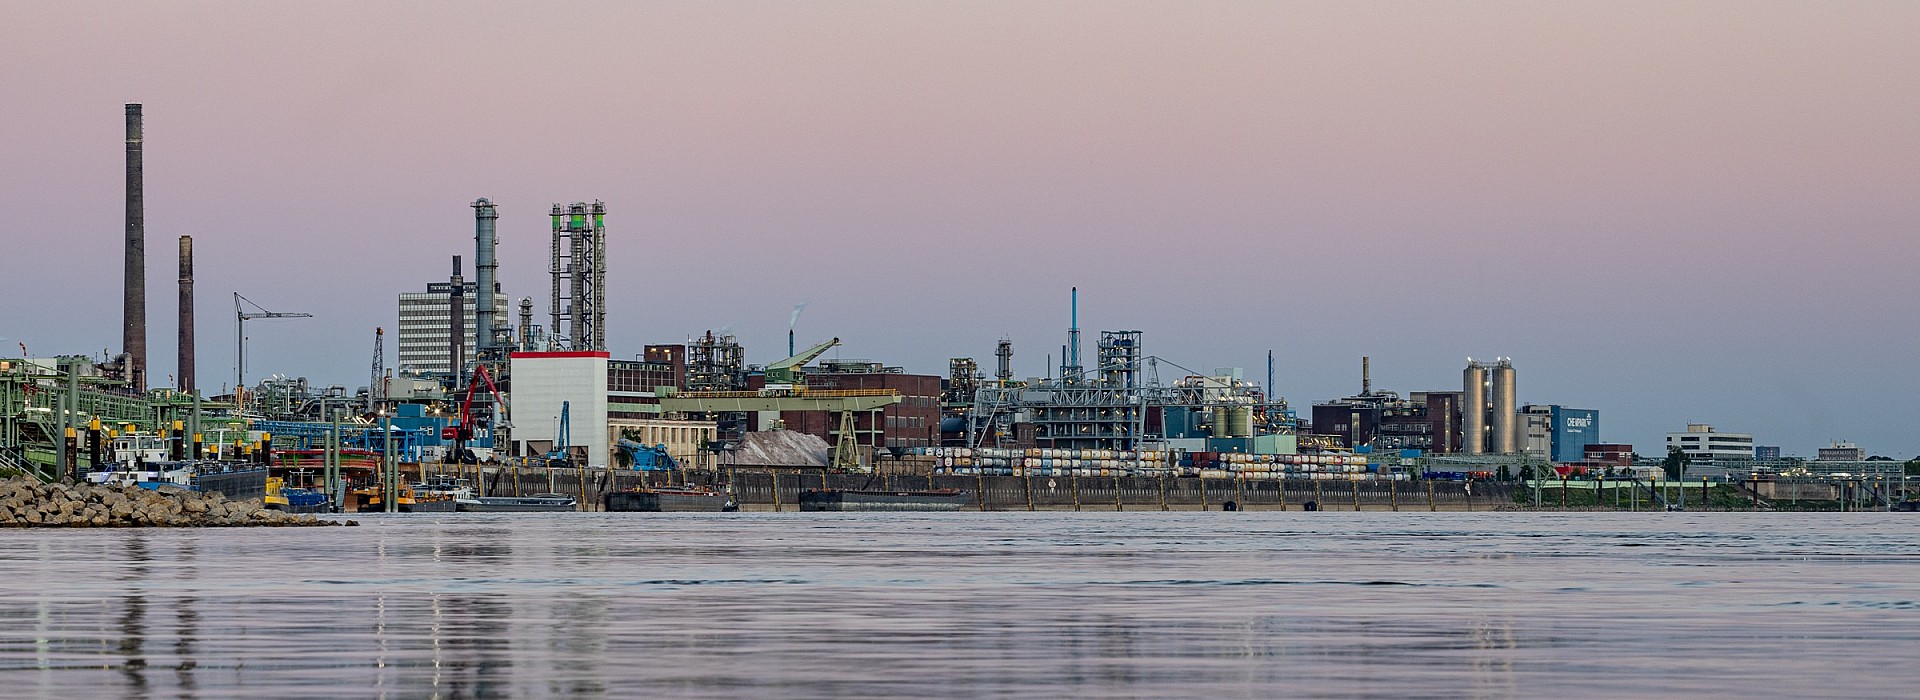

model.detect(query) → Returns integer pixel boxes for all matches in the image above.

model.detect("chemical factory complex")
[1,105,1906,511]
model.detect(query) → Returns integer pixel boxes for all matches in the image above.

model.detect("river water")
[2,512,1917,698]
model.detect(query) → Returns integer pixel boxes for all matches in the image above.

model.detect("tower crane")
[368,327,384,414]
[234,292,311,403]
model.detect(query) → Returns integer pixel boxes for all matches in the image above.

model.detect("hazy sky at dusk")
[3,1,1917,456]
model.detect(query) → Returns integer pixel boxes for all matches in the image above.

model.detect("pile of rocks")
[0,479,349,528]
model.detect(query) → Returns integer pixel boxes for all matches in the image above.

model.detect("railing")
[0,447,53,483]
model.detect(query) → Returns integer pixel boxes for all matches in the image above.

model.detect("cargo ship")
[605,486,736,512]
[798,488,971,512]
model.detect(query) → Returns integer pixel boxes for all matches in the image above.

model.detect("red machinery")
[442,364,507,463]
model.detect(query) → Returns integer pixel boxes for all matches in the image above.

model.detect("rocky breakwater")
[0,479,350,528]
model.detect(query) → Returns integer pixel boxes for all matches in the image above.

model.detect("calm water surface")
[2,512,1917,698]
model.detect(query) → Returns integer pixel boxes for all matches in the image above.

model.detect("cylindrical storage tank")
[1216,406,1254,438]
[1463,362,1488,455]
[1491,360,1518,454]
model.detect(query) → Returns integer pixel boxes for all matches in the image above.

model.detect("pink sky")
[2,1,1917,455]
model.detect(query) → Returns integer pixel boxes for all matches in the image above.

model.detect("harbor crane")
[762,337,839,394]
[443,362,507,464]
[234,292,311,401]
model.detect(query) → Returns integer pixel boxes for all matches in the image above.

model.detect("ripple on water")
[1,512,1918,698]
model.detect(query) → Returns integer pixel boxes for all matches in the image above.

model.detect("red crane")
[443,364,506,463]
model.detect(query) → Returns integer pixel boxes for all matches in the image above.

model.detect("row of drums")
[940,457,1168,470]
[915,447,1171,462]
[936,466,1177,478]
[1207,469,1411,482]
[1218,453,1368,466]
[1224,463,1372,474]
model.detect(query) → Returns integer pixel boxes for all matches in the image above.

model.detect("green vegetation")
[1663,447,1691,481]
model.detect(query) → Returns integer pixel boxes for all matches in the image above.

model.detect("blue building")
[1550,407,1599,463]
[1523,404,1601,463]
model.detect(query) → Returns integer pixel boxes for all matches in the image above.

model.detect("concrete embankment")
[0,478,344,528]
[424,465,1516,512]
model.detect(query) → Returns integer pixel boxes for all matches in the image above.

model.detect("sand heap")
[0,478,346,528]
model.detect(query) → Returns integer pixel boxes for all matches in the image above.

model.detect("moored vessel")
[605,486,736,512]
[798,488,971,512]
[456,494,578,512]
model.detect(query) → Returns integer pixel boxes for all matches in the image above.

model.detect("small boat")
[456,493,578,513]
[354,484,458,513]
[86,460,195,490]
[265,476,332,514]
[605,486,737,513]
[798,488,971,512]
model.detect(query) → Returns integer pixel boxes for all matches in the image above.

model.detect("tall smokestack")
[472,198,499,356]
[1361,356,1370,395]
[448,255,465,379]
[124,103,146,390]
[177,236,194,393]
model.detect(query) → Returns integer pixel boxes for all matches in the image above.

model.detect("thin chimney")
[124,103,146,390]
[177,235,194,393]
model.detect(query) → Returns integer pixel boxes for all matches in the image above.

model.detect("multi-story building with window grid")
[397,282,507,377]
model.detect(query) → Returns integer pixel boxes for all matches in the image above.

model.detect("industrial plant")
[2,104,1909,514]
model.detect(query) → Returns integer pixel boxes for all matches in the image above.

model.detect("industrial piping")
[124,103,146,390]
[177,235,193,393]
[472,198,500,355]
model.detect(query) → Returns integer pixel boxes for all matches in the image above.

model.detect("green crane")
[762,337,839,390]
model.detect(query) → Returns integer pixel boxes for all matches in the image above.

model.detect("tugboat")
[264,477,331,514]
[605,485,737,512]
[353,483,457,513]
[798,488,971,512]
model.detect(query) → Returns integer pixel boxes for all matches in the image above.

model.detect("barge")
[798,488,971,512]
[605,486,736,513]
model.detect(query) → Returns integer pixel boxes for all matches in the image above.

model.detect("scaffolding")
[686,331,747,392]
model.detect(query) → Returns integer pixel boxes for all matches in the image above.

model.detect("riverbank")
[0,478,345,527]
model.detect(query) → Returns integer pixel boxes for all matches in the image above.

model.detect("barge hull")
[605,491,733,513]
[798,490,971,512]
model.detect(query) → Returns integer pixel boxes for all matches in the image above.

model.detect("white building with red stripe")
[509,351,611,467]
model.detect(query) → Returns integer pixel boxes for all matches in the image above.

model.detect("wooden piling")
[1113,475,1123,512]
[1426,479,1436,512]
[1351,480,1360,511]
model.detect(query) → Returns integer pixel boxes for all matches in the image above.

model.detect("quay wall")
[414,464,1514,512]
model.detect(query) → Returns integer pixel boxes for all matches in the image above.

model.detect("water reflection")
[0,514,1917,697]
[119,534,149,692]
